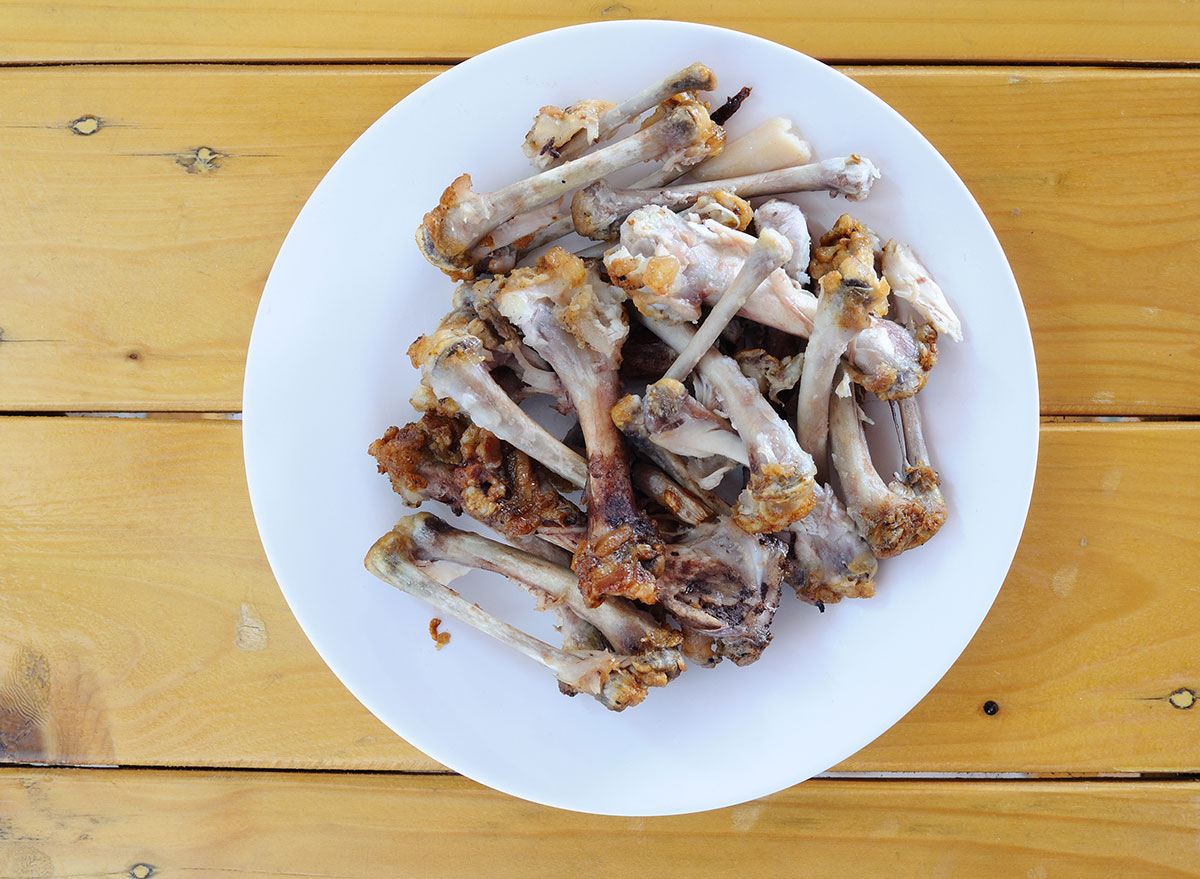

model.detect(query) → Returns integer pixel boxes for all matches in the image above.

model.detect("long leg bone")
[829,377,947,557]
[523,63,717,168]
[409,313,588,487]
[640,314,817,533]
[795,227,890,476]
[397,513,684,667]
[572,156,880,241]
[365,528,668,711]
[492,249,665,606]
[419,99,722,276]
[664,228,793,382]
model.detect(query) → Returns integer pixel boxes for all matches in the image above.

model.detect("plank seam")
[0,58,1199,70]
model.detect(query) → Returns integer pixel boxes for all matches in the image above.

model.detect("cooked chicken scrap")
[611,392,736,506]
[640,315,818,533]
[522,63,717,168]
[734,349,803,405]
[408,304,587,487]
[784,484,878,605]
[796,217,890,474]
[829,381,947,558]
[573,155,880,241]
[368,411,583,546]
[490,248,665,607]
[658,518,787,666]
[418,97,722,277]
[365,526,673,711]
[881,240,963,342]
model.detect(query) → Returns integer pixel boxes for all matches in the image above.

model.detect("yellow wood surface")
[2,66,1197,414]
[4,0,1200,64]
[2,770,1199,877]
[1,417,1197,774]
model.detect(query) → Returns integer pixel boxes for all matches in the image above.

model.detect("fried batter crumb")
[428,618,451,650]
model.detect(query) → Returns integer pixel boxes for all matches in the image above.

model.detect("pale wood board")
[3,0,1200,64]
[2,770,1199,877]
[0,418,1197,774]
[2,65,1197,414]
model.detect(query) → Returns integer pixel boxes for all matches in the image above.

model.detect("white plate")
[244,21,1038,816]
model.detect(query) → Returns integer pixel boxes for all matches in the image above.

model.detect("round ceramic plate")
[244,20,1038,816]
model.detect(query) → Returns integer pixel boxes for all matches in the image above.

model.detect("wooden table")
[2,3,1199,875]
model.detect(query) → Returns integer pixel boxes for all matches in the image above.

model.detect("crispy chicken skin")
[369,410,583,543]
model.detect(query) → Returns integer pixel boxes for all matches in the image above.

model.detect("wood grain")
[1,418,1198,774]
[2,770,1200,877]
[2,66,1197,414]
[3,0,1199,64]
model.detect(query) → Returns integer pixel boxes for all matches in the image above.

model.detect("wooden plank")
[3,0,1200,64]
[2,66,1198,414]
[0,418,1198,774]
[2,770,1199,877]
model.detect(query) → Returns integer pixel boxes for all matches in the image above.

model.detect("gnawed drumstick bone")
[829,377,947,558]
[368,410,584,550]
[523,63,717,168]
[492,249,665,607]
[881,240,963,342]
[663,228,793,382]
[796,222,890,477]
[640,314,817,533]
[607,206,934,399]
[409,312,588,488]
[572,155,880,241]
[364,528,669,711]
[396,513,684,667]
[451,282,569,409]
[784,484,878,605]
[418,99,721,277]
